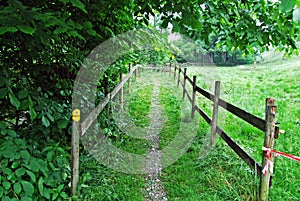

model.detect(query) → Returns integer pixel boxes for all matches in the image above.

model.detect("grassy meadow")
[77,54,300,200]
[172,54,300,200]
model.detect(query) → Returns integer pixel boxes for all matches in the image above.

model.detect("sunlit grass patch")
[128,84,153,127]
[159,86,181,149]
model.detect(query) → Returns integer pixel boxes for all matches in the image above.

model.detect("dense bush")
[0,122,70,200]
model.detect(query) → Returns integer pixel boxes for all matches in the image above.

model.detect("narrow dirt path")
[143,77,168,201]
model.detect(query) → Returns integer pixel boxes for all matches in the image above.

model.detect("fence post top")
[266,98,276,106]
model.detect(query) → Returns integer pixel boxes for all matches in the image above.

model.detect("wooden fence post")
[119,73,123,109]
[182,68,187,99]
[128,64,132,93]
[174,64,176,79]
[134,67,137,81]
[191,75,197,118]
[211,81,220,146]
[177,67,181,87]
[71,121,81,196]
[259,98,277,201]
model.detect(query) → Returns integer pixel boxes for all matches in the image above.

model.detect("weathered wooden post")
[182,68,187,99]
[134,67,137,81]
[191,75,197,118]
[177,67,181,87]
[71,120,81,196]
[210,81,220,146]
[119,73,124,109]
[136,64,140,76]
[128,64,132,93]
[174,64,176,79]
[259,98,277,201]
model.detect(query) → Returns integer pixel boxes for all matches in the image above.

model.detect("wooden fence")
[72,63,278,201]
[71,64,139,196]
[172,63,279,201]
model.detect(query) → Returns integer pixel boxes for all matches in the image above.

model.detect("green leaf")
[52,192,59,200]
[9,92,20,109]
[57,119,69,129]
[192,18,202,31]
[42,116,50,127]
[21,196,33,201]
[2,196,10,201]
[45,112,54,122]
[57,184,64,191]
[16,168,26,177]
[38,177,44,195]
[14,182,22,194]
[28,159,41,172]
[17,25,36,34]
[21,181,34,196]
[0,27,18,35]
[42,188,51,199]
[0,186,3,198]
[0,88,7,98]
[19,99,30,110]
[12,161,20,168]
[28,96,33,106]
[67,30,84,39]
[70,0,88,13]
[7,129,17,137]
[3,181,10,190]
[60,191,68,198]
[279,0,296,12]
[297,0,300,7]
[293,7,300,22]
[29,105,37,120]
[87,29,97,36]
[83,21,93,29]
[54,26,69,34]
[26,170,36,182]
[0,122,7,129]
[18,89,28,99]
[20,150,30,160]
[46,150,54,161]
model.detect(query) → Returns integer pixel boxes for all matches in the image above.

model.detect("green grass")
[128,84,153,127]
[159,86,181,148]
[115,84,154,155]
[77,156,145,201]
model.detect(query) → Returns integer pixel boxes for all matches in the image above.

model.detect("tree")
[135,0,300,55]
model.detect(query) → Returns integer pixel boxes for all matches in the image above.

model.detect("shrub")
[0,122,70,201]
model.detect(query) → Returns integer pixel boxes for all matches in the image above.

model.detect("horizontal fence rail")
[173,64,278,201]
[81,65,139,136]
[71,64,139,195]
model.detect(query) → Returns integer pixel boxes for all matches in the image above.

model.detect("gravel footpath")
[143,79,168,201]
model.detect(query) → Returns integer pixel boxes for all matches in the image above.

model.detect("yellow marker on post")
[72,109,80,122]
